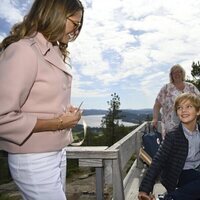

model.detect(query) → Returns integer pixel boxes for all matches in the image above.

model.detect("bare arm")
[32,109,82,133]
[152,100,161,128]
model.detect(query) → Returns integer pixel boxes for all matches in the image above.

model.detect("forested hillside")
[83,109,153,123]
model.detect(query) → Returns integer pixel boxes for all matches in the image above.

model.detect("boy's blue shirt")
[182,123,200,170]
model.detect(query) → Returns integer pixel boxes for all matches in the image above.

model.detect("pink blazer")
[0,33,73,153]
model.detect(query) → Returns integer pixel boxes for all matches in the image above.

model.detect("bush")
[0,151,12,184]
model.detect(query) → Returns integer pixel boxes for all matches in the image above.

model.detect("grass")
[0,194,21,200]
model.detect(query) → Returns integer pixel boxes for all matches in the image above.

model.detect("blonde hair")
[169,64,186,83]
[0,0,84,62]
[174,93,200,113]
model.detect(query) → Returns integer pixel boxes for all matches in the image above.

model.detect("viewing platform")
[0,122,166,199]
[65,121,166,200]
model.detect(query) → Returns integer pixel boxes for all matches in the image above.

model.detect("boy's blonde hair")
[174,93,200,113]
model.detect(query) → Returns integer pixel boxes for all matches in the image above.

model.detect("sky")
[1,0,200,110]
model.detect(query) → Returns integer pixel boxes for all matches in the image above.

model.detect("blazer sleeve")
[0,41,38,145]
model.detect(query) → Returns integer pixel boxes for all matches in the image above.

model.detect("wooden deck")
[124,162,166,199]
[66,121,166,200]
[0,121,166,200]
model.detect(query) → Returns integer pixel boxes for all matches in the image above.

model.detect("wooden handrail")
[65,122,150,200]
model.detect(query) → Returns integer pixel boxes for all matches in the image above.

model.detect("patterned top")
[156,82,200,135]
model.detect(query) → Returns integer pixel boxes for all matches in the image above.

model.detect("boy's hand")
[138,192,155,200]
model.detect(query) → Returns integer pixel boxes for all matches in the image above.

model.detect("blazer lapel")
[44,46,72,76]
[32,33,72,76]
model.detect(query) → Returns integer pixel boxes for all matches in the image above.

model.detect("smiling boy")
[138,93,200,200]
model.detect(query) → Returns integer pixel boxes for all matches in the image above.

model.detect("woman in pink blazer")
[0,0,84,199]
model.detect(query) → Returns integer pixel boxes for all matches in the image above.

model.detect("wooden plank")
[124,161,147,199]
[124,163,166,200]
[96,167,104,200]
[136,131,145,169]
[105,123,147,186]
[66,150,118,159]
[79,159,103,167]
[108,123,147,169]
[65,122,165,200]
[66,146,108,151]
[112,151,125,200]
[66,146,119,159]
[108,122,147,150]
[104,160,112,185]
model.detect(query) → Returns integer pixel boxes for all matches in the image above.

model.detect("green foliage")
[100,93,134,146]
[101,93,122,128]
[0,194,11,200]
[0,194,21,200]
[191,61,200,78]
[67,93,139,176]
[187,61,200,90]
[0,151,12,185]
[82,127,104,146]
[67,159,79,177]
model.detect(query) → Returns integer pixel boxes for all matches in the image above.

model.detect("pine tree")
[187,61,200,90]
[101,93,122,146]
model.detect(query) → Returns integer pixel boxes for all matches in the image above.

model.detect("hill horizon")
[82,108,153,123]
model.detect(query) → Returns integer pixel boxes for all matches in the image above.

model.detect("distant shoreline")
[78,115,138,128]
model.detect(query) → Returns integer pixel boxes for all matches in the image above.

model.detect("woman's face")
[61,10,83,44]
[171,68,183,82]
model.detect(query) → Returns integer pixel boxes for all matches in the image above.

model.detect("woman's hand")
[138,192,155,200]
[60,108,82,129]
[32,106,82,133]
[152,119,158,129]
[67,104,83,114]
[152,100,161,129]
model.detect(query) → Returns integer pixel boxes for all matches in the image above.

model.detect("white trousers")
[8,149,67,200]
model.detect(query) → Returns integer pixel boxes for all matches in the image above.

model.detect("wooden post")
[96,167,104,200]
[112,150,125,200]
[136,128,146,169]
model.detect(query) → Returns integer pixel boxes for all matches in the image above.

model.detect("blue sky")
[1,0,200,110]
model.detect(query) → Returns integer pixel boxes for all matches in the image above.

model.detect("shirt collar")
[182,123,199,136]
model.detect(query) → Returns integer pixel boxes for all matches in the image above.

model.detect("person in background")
[152,64,200,138]
[0,0,84,199]
[138,93,200,200]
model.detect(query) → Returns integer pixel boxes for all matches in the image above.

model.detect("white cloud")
[0,0,23,24]
[69,0,200,108]
[1,0,200,109]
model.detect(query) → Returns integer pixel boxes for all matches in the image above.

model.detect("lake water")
[78,115,138,128]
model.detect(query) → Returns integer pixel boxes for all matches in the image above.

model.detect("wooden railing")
[0,121,164,199]
[66,121,149,200]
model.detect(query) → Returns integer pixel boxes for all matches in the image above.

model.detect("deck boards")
[125,165,166,200]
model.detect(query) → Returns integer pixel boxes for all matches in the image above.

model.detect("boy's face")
[177,100,200,126]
